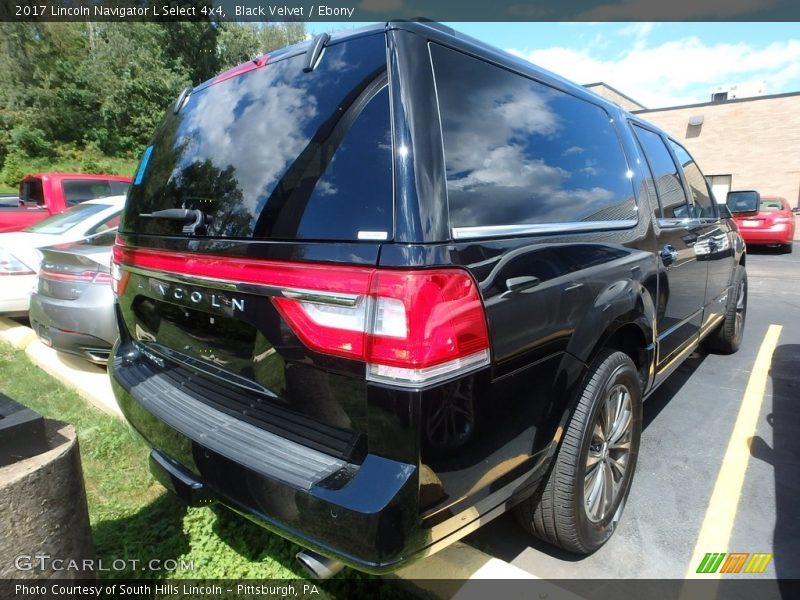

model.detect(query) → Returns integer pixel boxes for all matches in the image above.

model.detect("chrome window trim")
[451,219,638,240]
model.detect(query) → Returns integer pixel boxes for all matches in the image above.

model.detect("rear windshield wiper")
[303,33,329,72]
[140,208,208,235]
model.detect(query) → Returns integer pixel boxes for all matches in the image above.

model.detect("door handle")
[660,244,679,266]
[505,276,540,293]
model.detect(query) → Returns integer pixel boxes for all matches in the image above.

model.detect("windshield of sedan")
[23,203,110,235]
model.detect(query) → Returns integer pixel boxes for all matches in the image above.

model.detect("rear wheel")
[780,243,793,254]
[514,349,641,553]
[704,265,747,354]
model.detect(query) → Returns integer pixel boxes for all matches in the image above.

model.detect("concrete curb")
[0,317,547,592]
[393,542,540,599]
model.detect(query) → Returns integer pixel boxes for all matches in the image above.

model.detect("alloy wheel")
[584,383,633,523]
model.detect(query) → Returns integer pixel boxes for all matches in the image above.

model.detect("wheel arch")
[565,278,656,392]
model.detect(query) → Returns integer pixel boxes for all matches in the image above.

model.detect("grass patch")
[0,341,409,596]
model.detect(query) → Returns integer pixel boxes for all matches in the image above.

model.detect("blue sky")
[306,22,800,108]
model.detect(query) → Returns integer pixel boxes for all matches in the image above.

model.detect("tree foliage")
[0,21,306,178]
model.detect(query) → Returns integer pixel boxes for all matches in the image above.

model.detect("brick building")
[586,83,800,207]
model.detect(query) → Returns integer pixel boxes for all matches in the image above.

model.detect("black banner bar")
[1,0,800,22]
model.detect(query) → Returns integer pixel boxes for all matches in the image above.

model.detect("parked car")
[726,191,795,253]
[29,230,117,364]
[0,194,19,208]
[109,22,747,577]
[0,172,130,233]
[0,196,124,316]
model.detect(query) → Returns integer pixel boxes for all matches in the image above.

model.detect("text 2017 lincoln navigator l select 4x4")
[110,22,747,575]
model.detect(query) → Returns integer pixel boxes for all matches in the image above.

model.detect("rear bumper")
[110,343,424,573]
[739,224,794,245]
[0,274,36,314]
[110,338,548,573]
[29,289,117,363]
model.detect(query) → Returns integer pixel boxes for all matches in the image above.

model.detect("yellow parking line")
[685,324,782,579]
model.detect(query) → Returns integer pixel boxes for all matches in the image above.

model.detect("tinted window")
[431,44,636,230]
[110,181,130,196]
[23,203,110,235]
[255,85,392,241]
[123,34,390,241]
[668,141,716,218]
[62,180,113,206]
[632,125,689,219]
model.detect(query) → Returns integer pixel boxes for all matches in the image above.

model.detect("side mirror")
[726,190,760,216]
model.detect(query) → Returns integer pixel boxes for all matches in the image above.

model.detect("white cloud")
[508,33,800,108]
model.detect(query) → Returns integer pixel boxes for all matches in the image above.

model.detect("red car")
[0,172,131,233]
[729,194,795,253]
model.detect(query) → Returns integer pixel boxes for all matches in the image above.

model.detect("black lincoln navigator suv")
[110,21,747,575]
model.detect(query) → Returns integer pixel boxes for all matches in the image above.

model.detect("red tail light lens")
[0,249,34,276]
[111,241,130,296]
[365,270,490,384]
[114,247,491,386]
[272,268,491,385]
[40,268,113,285]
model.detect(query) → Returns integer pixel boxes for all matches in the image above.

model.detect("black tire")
[704,265,747,354]
[781,243,793,254]
[514,349,642,554]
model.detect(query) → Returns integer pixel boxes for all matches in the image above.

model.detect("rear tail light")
[0,249,34,276]
[40,268,112,285]
[773,216,793,224]
[273,269,491,386]
[111,238,130,296]
[114,246,491,387]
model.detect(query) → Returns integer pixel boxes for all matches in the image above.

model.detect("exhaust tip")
[296,550,344,580]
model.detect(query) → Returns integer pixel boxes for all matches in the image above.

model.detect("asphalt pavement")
[466,243,800,584]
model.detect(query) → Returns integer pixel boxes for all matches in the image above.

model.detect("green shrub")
[10,123,54,158]
[0,149,31,187]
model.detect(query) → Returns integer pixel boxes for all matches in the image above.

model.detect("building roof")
[584,82,647,111]
[634,90,800,114]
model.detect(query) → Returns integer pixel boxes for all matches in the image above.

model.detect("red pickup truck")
[0,173,131,232]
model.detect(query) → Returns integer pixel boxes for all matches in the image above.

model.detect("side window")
[668,140,716,219]
[63,180,112,206]
[431,44,637,232]
[631,125,690,219]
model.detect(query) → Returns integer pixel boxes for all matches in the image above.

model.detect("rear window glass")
[759,199,786,211]
[24,203,110,235]
[62,180,114,206]
[21,179,44,206]
[431,44,637,232]
[123,33,391,241]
